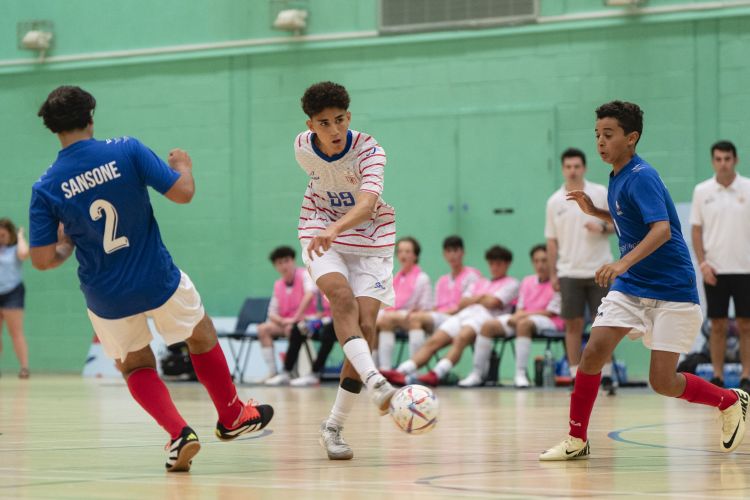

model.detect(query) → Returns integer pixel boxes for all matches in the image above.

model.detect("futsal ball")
[388,384,439,435]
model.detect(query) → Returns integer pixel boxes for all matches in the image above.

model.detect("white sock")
[378,331,395,370]
[473,334,494,378]
[327,385,358,427]
[515,337,532,376]
[371,349,379,367]
[397,359,417,375]
[262,346,277,375]
[408,329,426,357]
[433,358,454,379]
[570,364,579,378]
[342,338,382,391]
[602,362,613,377]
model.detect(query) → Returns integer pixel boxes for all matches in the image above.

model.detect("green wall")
[1,1,749,374]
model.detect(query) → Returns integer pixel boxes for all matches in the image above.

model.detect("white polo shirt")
[544,180,613,278]
[690,174,750,274]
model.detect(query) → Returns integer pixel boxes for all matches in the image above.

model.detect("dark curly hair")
[595,100,644,144]
[301,81,350,118]
[485,245,513,263]
[269,245,296,263]
[529,243,547,259]
[38,86,96,133]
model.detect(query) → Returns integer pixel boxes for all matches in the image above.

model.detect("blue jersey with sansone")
[608,154,698,304]
[29,137,181,319]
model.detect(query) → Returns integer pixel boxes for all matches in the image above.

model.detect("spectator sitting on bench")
[405,235,482,366]
[375,236,432,370]
[382,245,518,386]
[459,243,563,388]
[260,245,317,384]
[288,294,339,387]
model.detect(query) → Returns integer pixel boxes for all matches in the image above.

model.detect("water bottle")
[542,348,555,388]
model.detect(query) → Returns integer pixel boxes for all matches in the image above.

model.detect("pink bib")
[274,268,317,319]
[390,265,422,311]
[519,275,564,330]
[435,267,481,312]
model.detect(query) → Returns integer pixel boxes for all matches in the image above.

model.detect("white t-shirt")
[544,180,613,278]
[295,129,396,257]
[690,174,750,274]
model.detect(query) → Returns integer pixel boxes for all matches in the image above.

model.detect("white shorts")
[88,271,205,361]
[438,304,494,338]
[302,246,395,307]
[429,311,451,330]
[495,313,560,337]
[592,291,703,354]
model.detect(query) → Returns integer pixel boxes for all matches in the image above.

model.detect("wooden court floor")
[2,376,750,499]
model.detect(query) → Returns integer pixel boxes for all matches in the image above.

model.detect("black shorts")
[559,277,609,320]
[0,283,25,309]
[704,274,750,318]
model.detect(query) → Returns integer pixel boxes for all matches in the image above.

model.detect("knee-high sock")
[327,381,361,427]
[342,337,382,391]
[569,371,601,441]
[433,358,453,379]
[127,368,187,440]
[515,337,532,376]
[190,343,245,428]
[378,331,395,370]
[262,346,277,375]
[408,329,426,358]
[472,334,494,378]
[680,372,738,410]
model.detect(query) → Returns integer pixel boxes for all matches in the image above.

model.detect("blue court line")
[608,421,750,456]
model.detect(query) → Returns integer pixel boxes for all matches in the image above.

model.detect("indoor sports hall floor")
[2,376,749,499]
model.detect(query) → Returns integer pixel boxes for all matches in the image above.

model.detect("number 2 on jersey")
[327,191,355,207]
[89,199,130,254]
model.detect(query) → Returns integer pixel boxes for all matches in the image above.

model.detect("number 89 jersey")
[295,129,397,257]
[29,137,182,319]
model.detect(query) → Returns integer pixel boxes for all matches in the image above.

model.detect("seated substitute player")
[405,235,482,357]
[459,244,563,388]
[259,245,318,385]
[29,86,273,472]
[294,81,398,461]
[540,101,749,461]
[288,294,340,387]
[376,236,432,370]
[383,245,518,386]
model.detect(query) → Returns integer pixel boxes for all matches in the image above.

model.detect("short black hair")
[595,101,644,144]
[711,140,737,158]
[301,81,350,118]
[397,236,421,263]
[561,147,586,166]
[269,245,296,263]
[485,245,513,263]
[529,243,547,259]
[442,235,464,250]
[38,86,96,133]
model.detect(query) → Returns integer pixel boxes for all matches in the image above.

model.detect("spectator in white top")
[545,148,616,388]
[690,140,750,391]
[376,236,432,370]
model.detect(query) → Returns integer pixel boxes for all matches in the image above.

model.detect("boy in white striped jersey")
[295,81,397,460]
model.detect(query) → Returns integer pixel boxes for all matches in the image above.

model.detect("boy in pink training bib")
[460,244,563,388]
[376,237,432,369]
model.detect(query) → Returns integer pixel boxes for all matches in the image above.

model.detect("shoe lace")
[326,426,346,446]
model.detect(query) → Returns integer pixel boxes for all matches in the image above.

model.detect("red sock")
[126,368,187,439]
[190,343,244,427]
[679,372,738,410]
[569,371,601,441]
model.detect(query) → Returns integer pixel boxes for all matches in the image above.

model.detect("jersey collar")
[311,130,352,163]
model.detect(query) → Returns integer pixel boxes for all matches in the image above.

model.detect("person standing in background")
[0,218,30,379]
[690,141,750,391]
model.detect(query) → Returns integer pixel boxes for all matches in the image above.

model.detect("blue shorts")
[0,283,25,309]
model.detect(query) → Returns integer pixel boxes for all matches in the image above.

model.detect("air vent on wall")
[380,0,538,34]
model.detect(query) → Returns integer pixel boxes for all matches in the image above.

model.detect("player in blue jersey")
[540,101,749,461]
[29,86,274,472]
